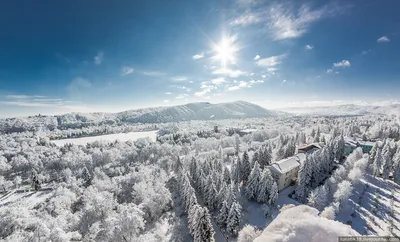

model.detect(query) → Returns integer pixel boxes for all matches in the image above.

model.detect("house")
[344,137,375,156]
[268,153,306,191]
[237,129,257,136]
[297,143,321,154]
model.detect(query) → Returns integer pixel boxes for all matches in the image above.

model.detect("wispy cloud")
[232,3,347,40]
[171,76,187,82]
[0,94,86,111]
[143,71,166,76]
[94,52,104,65]
[377,36,390,43]
[361,49,371,55]
[121,66,134,76]
[333,60,351,68]
[175,93,189,99]
[165,92,172,95]
[281,79,287,84]
[326,69,333,73]
[164,100,169,103]
[305,45,313,50]
[212,68,245,78]
[192,53,204,60]
[256,54,286,67]
[227,80,262,91]
[230,12,263,26]
[211,77,227,85]
[254,55,260,60]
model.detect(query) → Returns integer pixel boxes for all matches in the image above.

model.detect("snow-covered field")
[51,130,158,146]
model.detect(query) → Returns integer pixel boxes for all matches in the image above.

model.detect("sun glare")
[214,37,236,67]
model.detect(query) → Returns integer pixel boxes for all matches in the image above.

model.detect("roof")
[297,143,322,151]
[270,153,306,174]
[240,129,258,133]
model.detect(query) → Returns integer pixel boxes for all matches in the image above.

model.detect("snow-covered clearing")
[0,190,53,209]
[51,130,158,146]
[335,173,400,237]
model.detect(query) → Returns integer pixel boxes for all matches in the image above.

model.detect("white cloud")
[171,76,187,82]
[192,53,204,60]
[256,54,286,67]
[230,12,263,26]
[305,44,313,50]
[211,77,227,85]
[361,49,371,55]
[333,60,351,68]
[267,4,325,40]
[163,100,169,103]
[143,71,166,76]
[0,94,85,110]
[212,68,245,77]
[94,52,104,65]
[228,85,241,91]
[228,81,254,91]
[282,79,287,84]
[121,66,134,76]
[165,92,172,95]
[175,93,189,99]
[326,69,333,73]
[377,36,390,43]
[250,80,264,84]
[254,55,260,60]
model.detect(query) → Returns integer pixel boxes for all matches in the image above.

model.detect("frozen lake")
[52,130,158,146]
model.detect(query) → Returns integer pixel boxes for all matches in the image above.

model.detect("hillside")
[0,101,282,133]
[278,104,400,117]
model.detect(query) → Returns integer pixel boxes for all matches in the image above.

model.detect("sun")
[213,37,237,67]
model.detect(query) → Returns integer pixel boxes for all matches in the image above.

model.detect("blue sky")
[1,0,400,116]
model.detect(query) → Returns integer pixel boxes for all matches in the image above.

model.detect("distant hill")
[278,104,400,117]
[0,101,283,132]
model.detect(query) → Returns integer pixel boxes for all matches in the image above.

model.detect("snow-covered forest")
[0,113,400,241]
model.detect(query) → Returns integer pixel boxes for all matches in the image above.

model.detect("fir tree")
[241,151,251,184]
[175,156,183,172]
[82,167,92,187]
[257,168,273,203]
[269,181,278,205]
[223,167,231,184]
[193,206,215,242]
[245,161,261,200]
[227,202,241,236]
[296,156,311,203]
[373,148,383,177]
[216,200,230,227]
[382,151,392,179]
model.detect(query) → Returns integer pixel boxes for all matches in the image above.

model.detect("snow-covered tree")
[334,135,345,161]
[245,161,261,200]
[269,181,278,205]
[241,151,251,184]
[223,167,231,184]
[296,156,311,203]
[320,205,336,220]
[192,206,215,242]
[257,168,273,203]
[382,150,392,179]
[333,180,353,208]
[216,200,229,227]
[307,185,328,211]
[82,167,92,187]
[373,148,382,177]
[237,225,261,242]
[227,201,241,236]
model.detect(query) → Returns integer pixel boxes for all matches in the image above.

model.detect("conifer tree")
[216,200,230,227]
[227,202,241,236]
[193,206,215,242]
[257,168,273,203]
[223,167,231,184]
[382,151,392,179]
[269,181,278,205]
[245,161,261,200]
[373,148,383,177]
[241,151,251,184]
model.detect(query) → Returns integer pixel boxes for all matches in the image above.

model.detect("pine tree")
[31,169,41,191]
[276,145,285,160]
[216,200,230,227]
[188,204,199,234]
[227,202,241,236]
[335,135,345,161]
[373,148,383,177]
[369,142,379,163]
[241,151,251,184]
[216,184,228,208]
[314,127,321,143]
[235,135,240,155]
[82,166,92,187]
[257,169,273,203]
[205,178,217,211]
[382,151,392,179]
[245,161,261,200]
[296,156,311,203]
[307,185,328,211]
[394,165,400,184]
[310,128,316,138]
[269,181,278,205]
[175,156,183,172]
[193,206,215,242]
[223,167,231,184]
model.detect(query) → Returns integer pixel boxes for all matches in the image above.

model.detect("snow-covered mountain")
[116,100,281,123]
[278,104,400,116]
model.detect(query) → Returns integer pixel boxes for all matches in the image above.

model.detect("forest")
[0,115,399,241]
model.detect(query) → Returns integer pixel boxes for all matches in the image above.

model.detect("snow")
[254,205,360,242]
[335,173,400,236]
[0,190,53,209]
[51,130,158,146]
[270,153,306,174]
